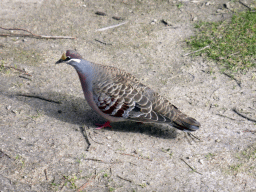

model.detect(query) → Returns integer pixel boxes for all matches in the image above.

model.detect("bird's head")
[56,50,83,66]
[56,50,93,89]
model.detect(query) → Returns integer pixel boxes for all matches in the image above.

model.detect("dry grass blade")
[96,21,128,32]
[16,94,61,104]
[117,175,133,183]
[183,45,210,56]
[233,108,256,123]
[80,126,91,151]
[76,175,96,192]
[0,26,75,39]
[180,158,202,175]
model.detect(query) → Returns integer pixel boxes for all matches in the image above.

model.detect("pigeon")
[56,50,200,131]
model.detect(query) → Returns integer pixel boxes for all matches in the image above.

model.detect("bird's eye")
[65,56,71,61]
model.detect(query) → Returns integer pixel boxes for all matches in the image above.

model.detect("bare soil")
[0,0,256,191]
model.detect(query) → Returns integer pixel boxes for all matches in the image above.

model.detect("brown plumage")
[56,50,201,131]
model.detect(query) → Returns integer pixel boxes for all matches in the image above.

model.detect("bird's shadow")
[8,91,177,139]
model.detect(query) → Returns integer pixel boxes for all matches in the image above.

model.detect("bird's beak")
[55,59,63,64]
[55,53,67,64]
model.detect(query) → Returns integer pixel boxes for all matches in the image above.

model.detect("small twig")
[88,132,104,145]
[16,94,61,104]
[2,65,32,76]
[119,152,152,161]
[84,158,103,162]
[239,1,252,11]
[222,72,241,87]
[112,16,124,21]
[216,113,239,121]
[84,158,121,164]
[94,39,112,45]
[188,72,195,81]
[0,33,76,39]
[95,11,107,16]
[117,175,132,183]
[76,175,96,192]
[161,19,171,26]
[80,126,91,151]
[233,108,256,123]
[19,75,32,81]
[243,129,256,134]
[183,45,210,56]
[44,169,48,180]
[120,152,136,158]
[39,35,75,39]
[187,132,201,141]
[0,150,11,159]
[0,27,75,39]
[96,21,128,32]
[210,88,220,98]
[184,133,192,145]
[0,27,34,35]
[180,158,202,175]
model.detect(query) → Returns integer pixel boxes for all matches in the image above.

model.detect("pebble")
[11,110,17,114]
[151,19,157,25]
[224,2,231,9]
[237,131,243,135]
[215,139,220,143]
[6,105,11,110]
[192,16,198,21]
[216,9,226,13]
[198,159,204,164]
[161,19,172,26]
[23,67,32,74]
[107,136,111,140]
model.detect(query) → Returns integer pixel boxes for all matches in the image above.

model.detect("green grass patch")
[187,11,256,72]
[226,143,256,177]
[63,175,78,189]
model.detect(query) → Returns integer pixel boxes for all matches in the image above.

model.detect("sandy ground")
[0,0,256,191]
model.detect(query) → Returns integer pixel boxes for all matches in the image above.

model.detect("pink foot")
[95,121,112,129]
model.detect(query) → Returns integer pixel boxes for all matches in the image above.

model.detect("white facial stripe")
[67,58,81,63]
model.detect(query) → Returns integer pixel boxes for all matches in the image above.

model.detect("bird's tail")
[171,115,200,132]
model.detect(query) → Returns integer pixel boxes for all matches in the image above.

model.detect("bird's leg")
[95,121,112,129]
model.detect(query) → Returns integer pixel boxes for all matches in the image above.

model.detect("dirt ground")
[1,0,256,191]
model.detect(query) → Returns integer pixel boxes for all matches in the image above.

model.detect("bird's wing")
[92,64,200,131]
[92,65,172,123]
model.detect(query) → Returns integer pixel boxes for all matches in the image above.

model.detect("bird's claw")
[95,121,112,129]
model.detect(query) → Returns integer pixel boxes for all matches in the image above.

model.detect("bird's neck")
[72,60,94,93]
[77,71,91,94]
